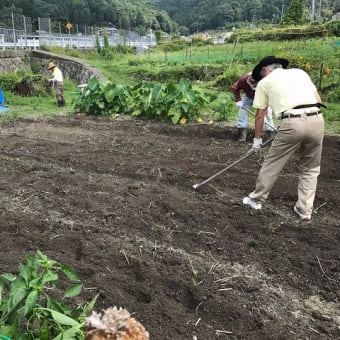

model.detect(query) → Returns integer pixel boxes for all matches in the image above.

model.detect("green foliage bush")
[229,25,327,43]
[73,77,232,123]
[131,63,224,82]
[0,74,19,91]
[20,74,53,97]
[324,88,340,105]
[324,20,340,36]
[73,78,132,116]
[210,64,246,91]
[156,38,190,52]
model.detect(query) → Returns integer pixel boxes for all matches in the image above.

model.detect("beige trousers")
[249,113,324,216]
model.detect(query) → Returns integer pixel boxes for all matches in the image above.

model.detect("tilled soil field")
[0,115,339,339]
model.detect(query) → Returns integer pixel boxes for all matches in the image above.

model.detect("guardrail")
[0,32,156,51]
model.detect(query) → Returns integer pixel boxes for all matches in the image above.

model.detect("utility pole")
[318,0,322,20]
[311,0,315,22]
[281,3,284,21]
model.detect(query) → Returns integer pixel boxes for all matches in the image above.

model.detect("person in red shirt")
[231,72,275,142]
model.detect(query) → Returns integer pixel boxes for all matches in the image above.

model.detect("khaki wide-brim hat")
[48,62,57,70]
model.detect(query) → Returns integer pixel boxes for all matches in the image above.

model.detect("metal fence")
[0,13,156,51]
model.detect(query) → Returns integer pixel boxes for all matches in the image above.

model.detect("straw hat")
[47,62,57,70]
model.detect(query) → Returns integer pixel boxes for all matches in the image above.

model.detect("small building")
[332,12,340,20]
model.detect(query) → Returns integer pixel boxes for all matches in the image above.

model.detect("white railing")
[0,31,156,51]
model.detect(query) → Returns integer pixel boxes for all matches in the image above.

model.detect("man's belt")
[280,103,326,120]
[281,111,321,119]
[293,103,327,109]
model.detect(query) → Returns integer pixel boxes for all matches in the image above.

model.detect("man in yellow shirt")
[48,61,65,107]
[242,56,324,221]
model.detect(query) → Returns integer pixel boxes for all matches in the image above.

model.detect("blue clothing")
[237,95,275,131]
[0,87,4,105]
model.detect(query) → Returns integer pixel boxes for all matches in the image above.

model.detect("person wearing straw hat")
[242,56,325,221]
[48,61,65,107]
[231,72,275,142]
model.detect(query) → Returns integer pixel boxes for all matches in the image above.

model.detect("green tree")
[282,0,305,25]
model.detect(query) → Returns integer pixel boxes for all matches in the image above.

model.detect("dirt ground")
[0,115,339,339]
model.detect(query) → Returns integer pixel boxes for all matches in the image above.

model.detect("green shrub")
[73,77,229,124]
[208,91,236,121]
[325,20,340,36]
[0,74,19,91]
[14,73,52,97]
[156,38,189,52]
[229,25,327,43]
[210,64,246,91]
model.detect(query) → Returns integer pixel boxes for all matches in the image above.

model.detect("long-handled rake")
[241,106,277,132]
[192,134,276,190]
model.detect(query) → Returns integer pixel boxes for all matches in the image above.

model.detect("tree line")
[0,0,178,34]
[1,0,340,34]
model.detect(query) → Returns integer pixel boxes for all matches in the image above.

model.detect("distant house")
[97,27,119,36]
[332,12,340,20]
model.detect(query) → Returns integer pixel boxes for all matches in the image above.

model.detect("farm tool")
[192,133,276,190]
[241,106,277,132]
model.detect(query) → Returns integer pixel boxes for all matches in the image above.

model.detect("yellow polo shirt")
[253,68,317,117]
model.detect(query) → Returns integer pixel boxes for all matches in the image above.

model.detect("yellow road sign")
[66,23,73,30]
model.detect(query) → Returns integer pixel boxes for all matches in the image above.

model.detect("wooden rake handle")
[192,134,276,190]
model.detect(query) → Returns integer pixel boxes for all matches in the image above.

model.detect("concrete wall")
[0,50,31,73]
[0,50,107,85]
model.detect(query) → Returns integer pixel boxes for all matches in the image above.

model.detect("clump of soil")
[0,115,339,339]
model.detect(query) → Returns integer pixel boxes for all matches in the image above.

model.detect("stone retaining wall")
[0,50,107,85]
[0,50,31,73]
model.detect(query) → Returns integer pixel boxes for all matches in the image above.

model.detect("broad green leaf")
[10,277,26,290]
[46,296,72,315]
[184,91,196,104]
[24,290,38,316]
[28,278,42,290]
[87,78,99,91]
[18,263,31,283]
[37,250,47,260]
[98,79,110,91]
[169,109,181,124]
[63,284,82,298]
[41,270,58,285]
[49,309,81,326]
[7,287,28,313]
[180,103,190,113]
[53,325,83,340]
[0,273,16,283]
[104,86,117,102]
[42,259,59,269]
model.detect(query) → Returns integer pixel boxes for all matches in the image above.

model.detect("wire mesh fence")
[0,13,156,51]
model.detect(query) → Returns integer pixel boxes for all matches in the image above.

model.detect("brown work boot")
[238,128,247,142]
[263,130,276,141]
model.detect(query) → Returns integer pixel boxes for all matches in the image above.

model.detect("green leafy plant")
[167,79,211,123]
[208,92,236,121]
[0,250,98,339]
[130,81,170,120]
[74,78,216,124]
[73,77,132,116]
